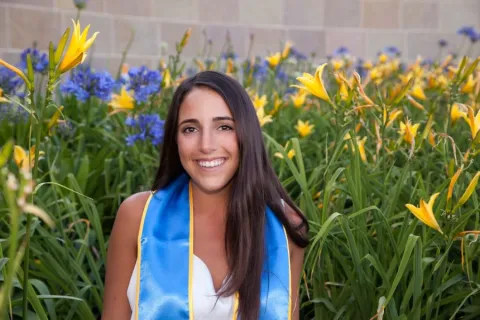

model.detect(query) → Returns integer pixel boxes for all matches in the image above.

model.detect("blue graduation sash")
[135,173,292,319]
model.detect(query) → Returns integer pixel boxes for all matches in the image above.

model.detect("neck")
[191,181,231,219]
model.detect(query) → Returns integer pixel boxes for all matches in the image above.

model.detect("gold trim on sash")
[282,226,292,320]
[188,182,194,319]
[135,192,154,320]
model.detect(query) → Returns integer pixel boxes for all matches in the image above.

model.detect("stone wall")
[0,0,479,73]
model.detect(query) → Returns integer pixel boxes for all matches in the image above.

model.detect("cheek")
[177,136,194,160]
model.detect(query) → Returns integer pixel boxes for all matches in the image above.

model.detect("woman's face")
[177,87,240,194]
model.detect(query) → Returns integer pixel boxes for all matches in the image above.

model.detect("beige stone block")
[439,0,480,31]
[363,1,400,29]
[402,2,438,29]
[287,29,325,59]
[247,27,286,57]
[8,7,62,50]
[203,25,246,58]
[0,51,19,63]
[104,0,151,16]
[89,56,156,75]
[61,12,113,54]
[325,30,365,57]
[160,22,202,57]
[0,0,53,7]
[365,31,406,59]
[114,18,161,56]
[0,6,7,49]
[239,0,283,25]
[324,0,361,28]
[198,0,239,23]
[152,0,197,21]
[407,32,463,60]
[55,0,103,12]
[285,0,324,27]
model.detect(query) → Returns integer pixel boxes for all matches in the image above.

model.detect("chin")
[191,175,234,194]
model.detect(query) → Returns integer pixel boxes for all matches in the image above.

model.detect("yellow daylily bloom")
[274,142,296,160]
[256,107,272,127]
[179,27,192,50]
[282,41,293,59]
[451,103,468,125]
[269,92,284,116]
[108,87,134,114]
[363,60,373,70]
[456,171,480,208]
[331,59,345,71]
[370,67,382,83]
[194,58,206,71]
[466,105,480,139]
[0,59,31,88]
[163,68,172,88]
[252,94,267,110]
[356,136,367,162]
[447,167,463,201]
[266,52,281,68]
[428,130,436,146]
[14,145,44,171]
[290,90,308,108]
[386,109,403,127]
[405,192,443,234]
[378,53,388,64]
[399,119,420,145]
[292,63,330,102]
[295,120,314,137]
[461,74,476,94]
[59,20,99,73]
[0,88,8,103]
[411,83,427,100]
[226,58,234,75]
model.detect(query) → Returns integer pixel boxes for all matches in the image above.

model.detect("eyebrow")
[178,116,234,126]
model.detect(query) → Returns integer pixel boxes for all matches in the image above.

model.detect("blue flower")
[383,46,401,56]
[0,103,29,123]
[19,48,48,73]
[122,66,162,103]
[457,26,477,40]
[290,47,307,60]
[74,0,87,9]
[125,113,165,146]
[276,68,289,83]
[0,66,24,96]
[438,39,448,48]
[333,46,349,57]
[60,65,115,102]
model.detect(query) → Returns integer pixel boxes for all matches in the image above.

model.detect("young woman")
[102,71,309,320]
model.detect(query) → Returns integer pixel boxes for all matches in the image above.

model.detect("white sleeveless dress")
[127,255,235,319]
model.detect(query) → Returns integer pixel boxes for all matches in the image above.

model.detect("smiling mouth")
[196,158,226,168]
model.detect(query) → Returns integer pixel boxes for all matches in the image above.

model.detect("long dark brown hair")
[151,71,309,319]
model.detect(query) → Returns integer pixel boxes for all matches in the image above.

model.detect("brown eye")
[182,127,197,133]
[218,125,233,131]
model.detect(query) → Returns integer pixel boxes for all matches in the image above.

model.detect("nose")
[199,129,216,154]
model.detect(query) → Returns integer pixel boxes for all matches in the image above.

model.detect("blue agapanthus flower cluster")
[248,59,269,81]
[0,66,24,96]
[457,26,479,43]
[125,114,165,146]
[0,104,30,123]
[383,46,401,56]
[276,68,288,83]
[60,65,115,102]
[289,47,307,60]
[19,48,48,73]
[333,46,349,57]
[122,66,162,103]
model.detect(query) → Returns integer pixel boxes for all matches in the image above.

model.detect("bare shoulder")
[115,191,152,227]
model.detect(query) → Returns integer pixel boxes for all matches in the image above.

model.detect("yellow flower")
[466,105,480,139]
[282,41,293,59]
[266,52,281,68]
[447,167,463,202]
[163,68,172,88]
[370,67,383,83]
[295,120,314,137]
[356,136,367,162]
[363,60,373,69]
[226,58,234,75]
[194,58,206,71]
[290,90,308,108]
[461,74,476,94]
[59,20,99,74]
[455,171,480,209]
[386,108,403,127]
[411,83,427,100]
[398,119,420,145]
[428,130,436,146]
[256,107,272,127]
[405,193,443,234]
[331,59,345,71]
[274,142,295,159]
[0,59,31,88]
[0,88,8,103]
[269,92,283,116]
[108,87,134,114]
[252,94,267,110]
[451,103,468,125]
[14,145,44,171]
[292,63,330,102]
[179,27,192,50]
[378,53,388,64]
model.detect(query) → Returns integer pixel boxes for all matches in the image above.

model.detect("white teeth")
[198,158,225,168]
